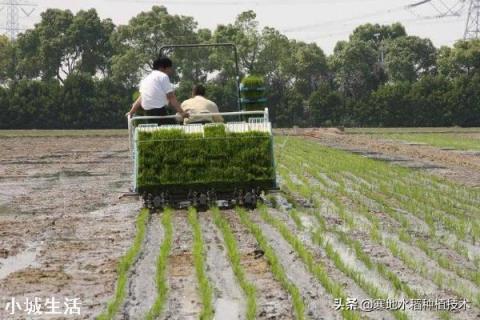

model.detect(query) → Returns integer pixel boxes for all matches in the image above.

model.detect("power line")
[282,5,408,33]
[305,15,462,42]
[406,0,433,8]
[0,0,36,40]
[105,0,376,6]
[284,1,467,33]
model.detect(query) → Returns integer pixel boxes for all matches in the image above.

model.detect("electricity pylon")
[465,0,480,39]
[0,0,36,40]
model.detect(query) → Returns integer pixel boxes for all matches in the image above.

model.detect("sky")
[0,0,470,54]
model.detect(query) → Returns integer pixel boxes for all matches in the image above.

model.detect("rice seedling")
[145,209,174,320]
[97,209,149,320]
[259,205,407,320]
[281,138,480,284]
[277,137,480,308]
[188,208,214,320]
[211,208,257,320]
[240,75,267,111]
[289,209,304,231]
[236,207,308,320]
[256,206,363,320]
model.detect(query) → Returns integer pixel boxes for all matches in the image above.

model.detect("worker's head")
[153,56,173,75]
[192,84,206,97]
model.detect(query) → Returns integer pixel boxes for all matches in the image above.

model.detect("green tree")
[331,40,384,99]
[7,80,62,128]
[363,82,412,126]
[447,73,480,126]
[15,8,114,81]
[308,85,343,126]
[437,39,480,77]
[213,10,261,74]
[408,75,452,126]
[385,36,436,82]
[60,73,95,128]
[0,35,15,83]
[291,42,328,98]
[111,6,198,87]
[93,78,133,128]
[350,23,406,46]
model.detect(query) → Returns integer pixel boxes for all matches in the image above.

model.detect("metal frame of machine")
[127,109,277,209]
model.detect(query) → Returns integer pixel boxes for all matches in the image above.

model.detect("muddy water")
[120,212,164,319]
[0,243,41,280]
[223,210,295,320]
[0,135,143,319]
[200,212,246,320]
[162,211,201,320]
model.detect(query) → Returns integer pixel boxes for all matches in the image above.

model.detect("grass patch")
[374,133,480,151]
[211,208,257,320]
[188,208,214,320]
[344,127,480,134]
[97,209,149,320]
[145,209,174,320]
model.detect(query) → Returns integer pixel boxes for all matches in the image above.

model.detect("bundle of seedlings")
[135,124,275,191]
[240,75,267,111]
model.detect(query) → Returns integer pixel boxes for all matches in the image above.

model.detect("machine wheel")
[147,193,154,210]
[197,193,209,211]
[153,194,164,210]
[244,189,257,210]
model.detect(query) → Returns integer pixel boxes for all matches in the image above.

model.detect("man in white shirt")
[126,57,188,124]
[182,85,224,125]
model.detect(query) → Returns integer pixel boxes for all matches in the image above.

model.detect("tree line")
[0,6,479,129]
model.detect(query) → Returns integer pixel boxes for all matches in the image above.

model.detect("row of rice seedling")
[358,161,479,242]
[360,167,480,229]
[363,171,478,242]
[210,208,257,320]
[145,209,174,320]
[281,148,479,301]
[328,165,480,287]
[258,205,407,320]
[279,171,419,299]
[288,138,479,244]
[278,166,458,319]
[347,167,480,268]
[187,208,214,320]
[277,172,428,307]
[97,209,149,320]
[235,207,307,320]
[384,172,480,218]
[283,138,480,268]
[278,138,480,307]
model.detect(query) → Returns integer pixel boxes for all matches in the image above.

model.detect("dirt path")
[200,212,246,320]
[162,211,201,320]
[120,212,164,319]
[222,210,295,320]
